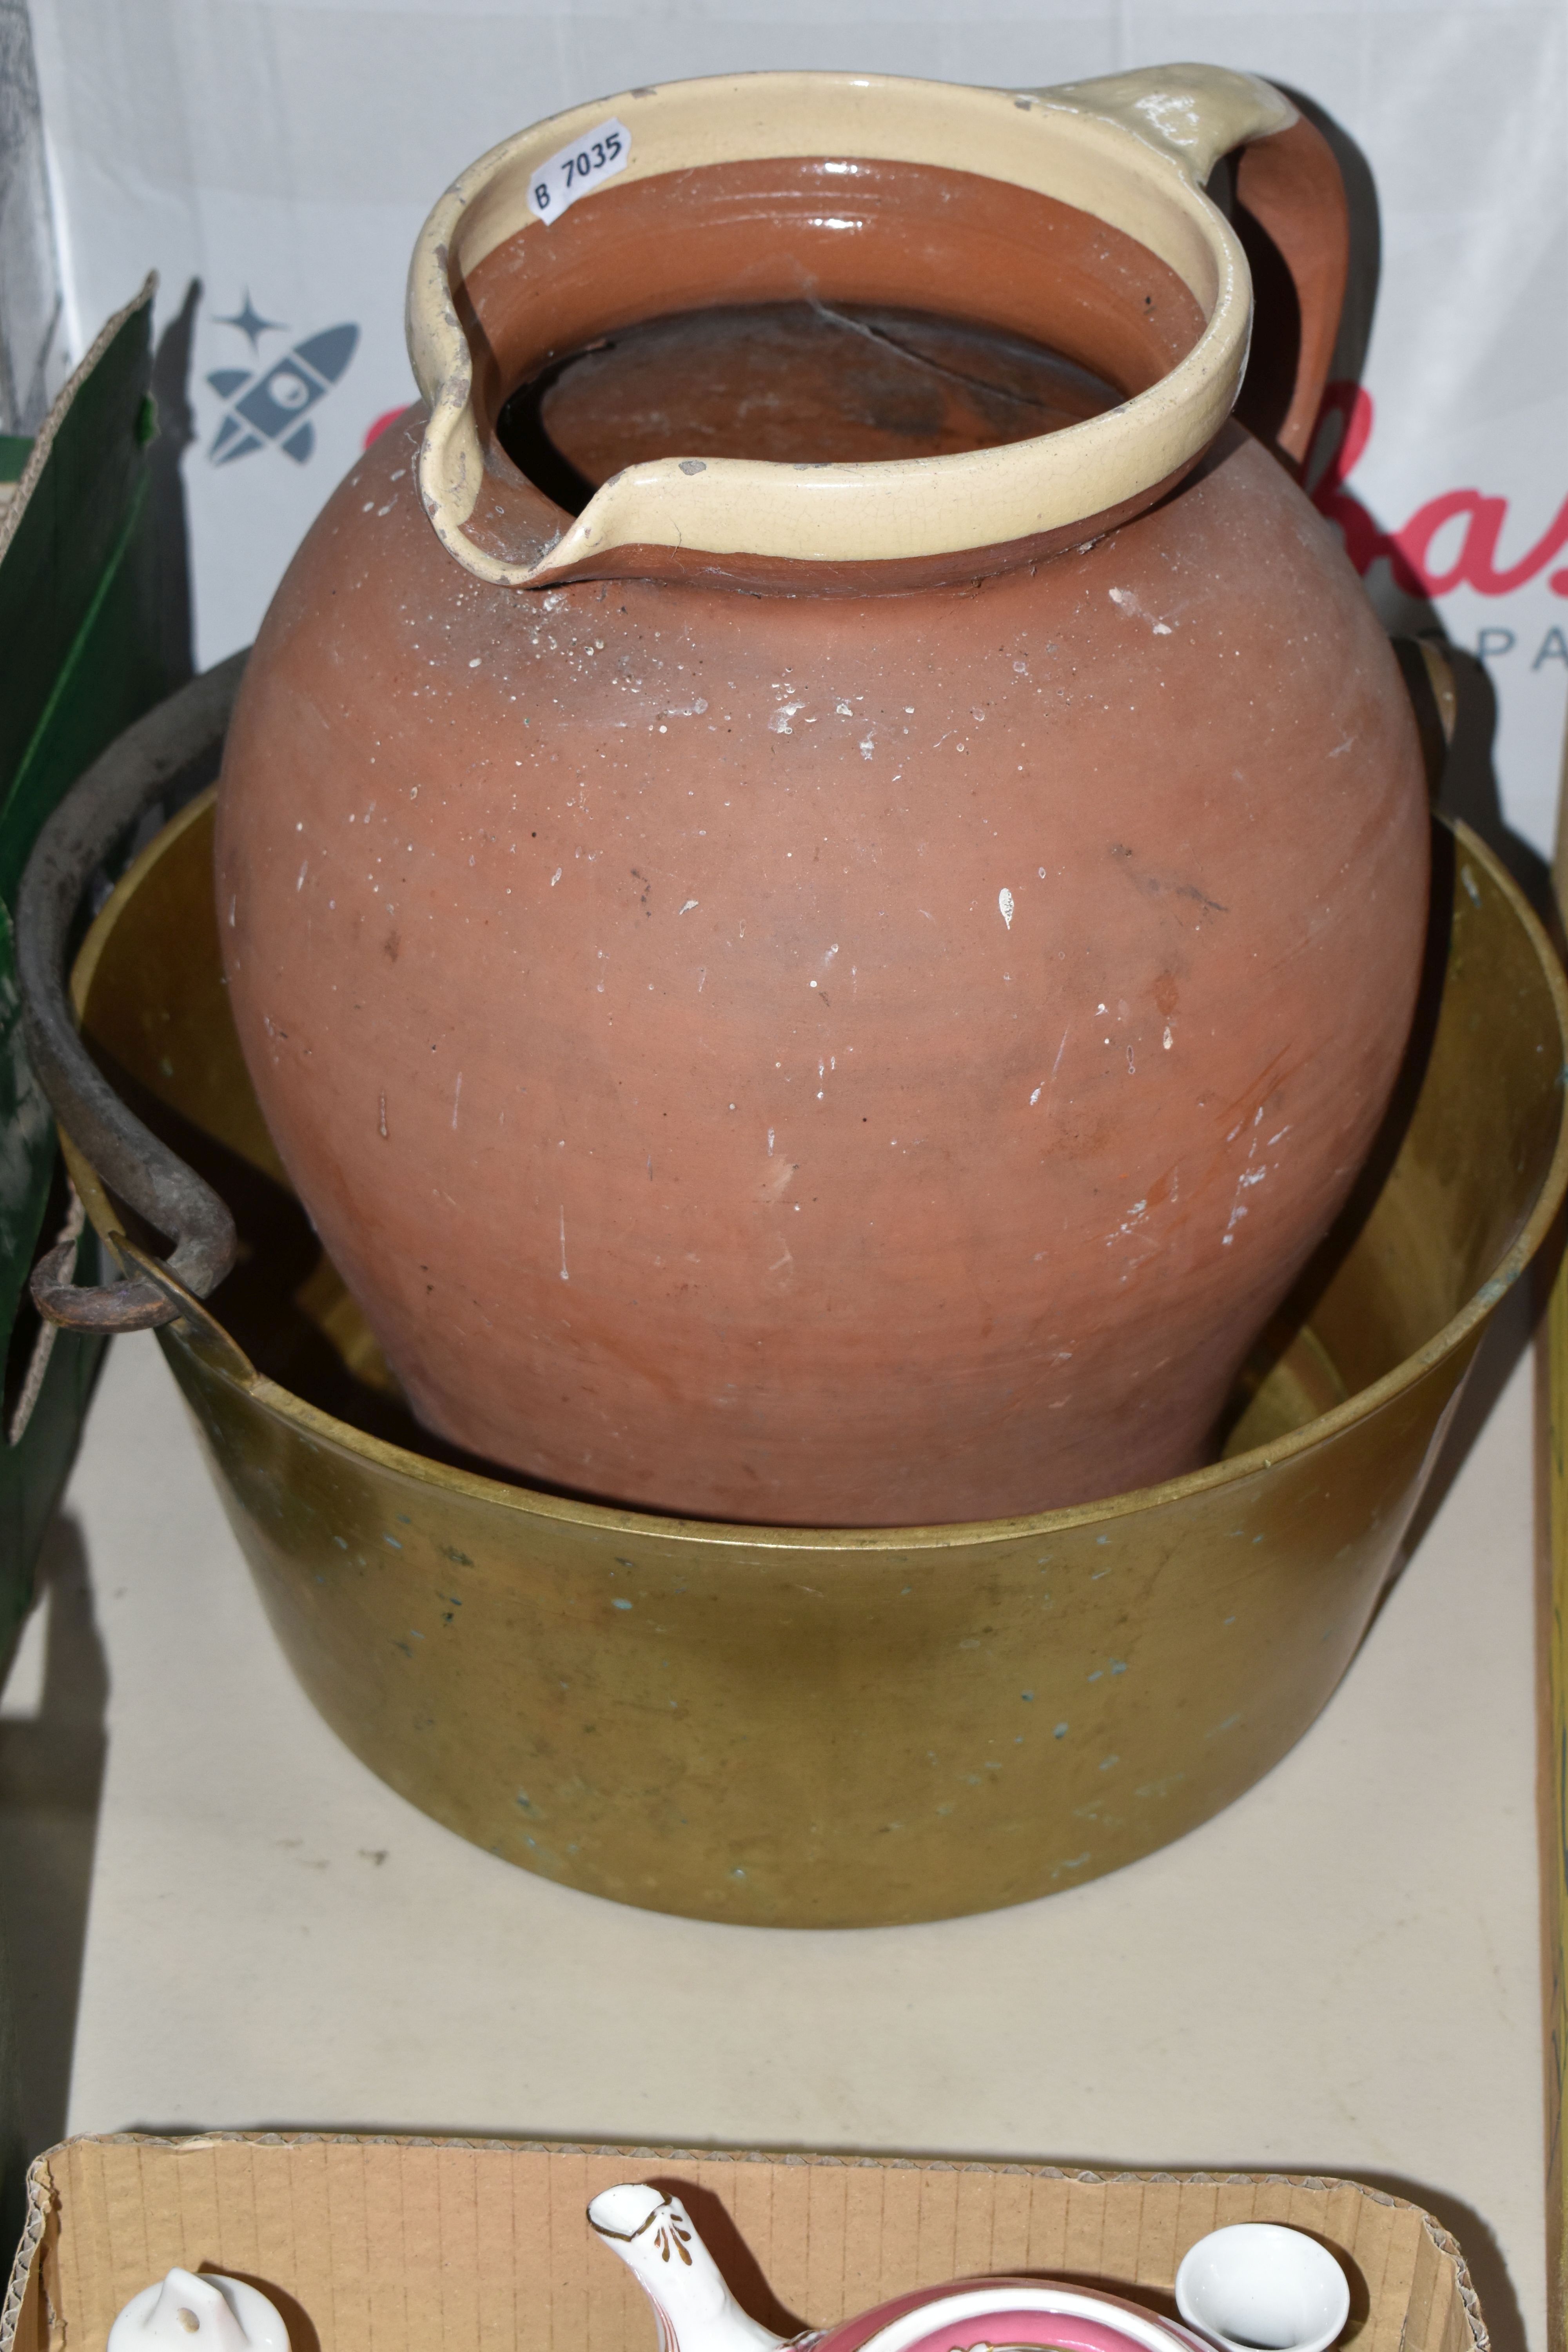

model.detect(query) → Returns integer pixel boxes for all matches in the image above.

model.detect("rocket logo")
[206,292,359,466]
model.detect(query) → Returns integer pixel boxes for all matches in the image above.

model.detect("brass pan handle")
[16,653,248,1331]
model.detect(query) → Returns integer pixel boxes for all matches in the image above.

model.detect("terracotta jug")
[216,66,1430,1526]
[584,2186,1349,2352]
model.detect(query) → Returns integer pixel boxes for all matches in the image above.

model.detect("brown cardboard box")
[1,2138,1486,2352]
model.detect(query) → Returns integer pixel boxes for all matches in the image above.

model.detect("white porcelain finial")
[587,2187,788,2352]
[107,2270,291,2352]
[1175,2225,1350,2352]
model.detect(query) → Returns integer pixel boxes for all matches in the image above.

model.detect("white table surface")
[0,1290,1546,2352]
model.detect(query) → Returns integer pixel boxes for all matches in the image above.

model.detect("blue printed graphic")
[206,291,358,467]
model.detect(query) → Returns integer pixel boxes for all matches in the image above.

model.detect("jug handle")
[1047,66,1349,472]
[1231,117,1350,469]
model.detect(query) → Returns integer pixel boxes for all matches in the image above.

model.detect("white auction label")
[526,118,632,226]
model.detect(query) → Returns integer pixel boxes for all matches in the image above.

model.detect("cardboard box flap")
[4,2137,1486,2352]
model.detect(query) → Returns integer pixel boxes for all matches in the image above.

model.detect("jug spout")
[588,2187,792,2352]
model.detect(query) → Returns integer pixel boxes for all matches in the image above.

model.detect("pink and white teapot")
[587,2187,1350,2352]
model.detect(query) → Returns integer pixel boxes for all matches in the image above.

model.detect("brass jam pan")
[23,671,1568,1927]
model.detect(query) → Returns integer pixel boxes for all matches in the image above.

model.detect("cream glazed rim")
[407,64,1296,584]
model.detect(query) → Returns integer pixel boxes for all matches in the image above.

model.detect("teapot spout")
[588,2187,793,2352]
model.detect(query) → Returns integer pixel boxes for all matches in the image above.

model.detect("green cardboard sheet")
[0,279,186,1666]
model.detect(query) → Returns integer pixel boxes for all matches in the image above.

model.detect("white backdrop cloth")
[24,0,1568,853]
